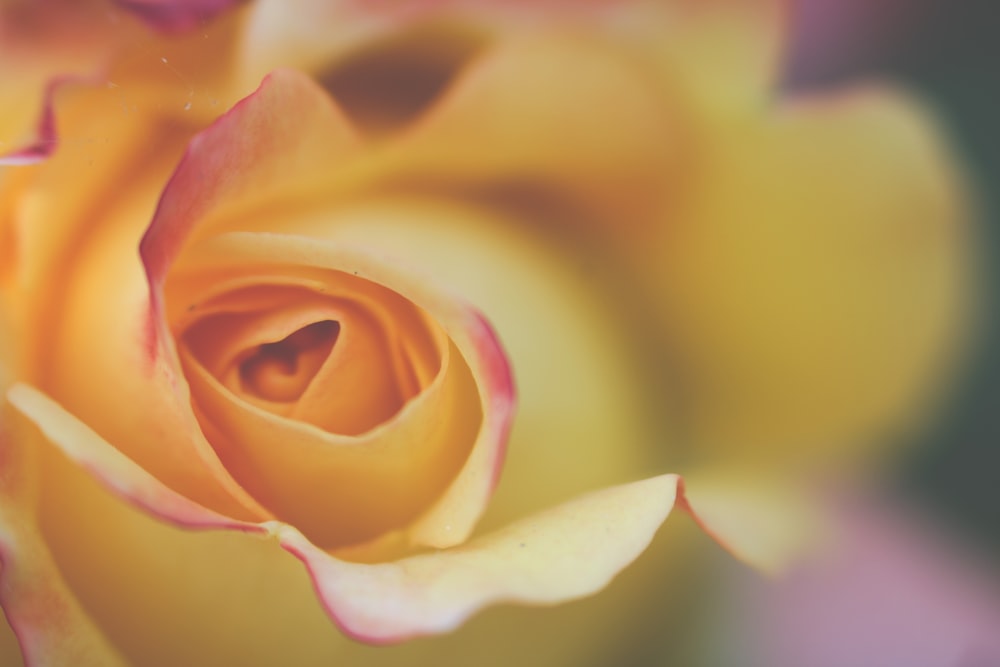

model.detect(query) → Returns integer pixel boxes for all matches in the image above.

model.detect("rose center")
[238,320,340,403]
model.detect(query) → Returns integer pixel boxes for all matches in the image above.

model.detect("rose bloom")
[0,0,970,665]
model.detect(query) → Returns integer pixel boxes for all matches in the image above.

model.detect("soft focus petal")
[644,0,789,115]
[0,408,127,667]
[337,30,676,240]
[679,470,824,575]
[658,85,971,469]
[238,0,787,114]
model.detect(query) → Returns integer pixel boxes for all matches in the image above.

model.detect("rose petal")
[27,401,677,666]
[138,68,515,547]
[677,470,824,575]
[657,84,971,470]
[0,409,127,667]
[238,0,786,114]
[0,78,59,166]
[276,473,683,643]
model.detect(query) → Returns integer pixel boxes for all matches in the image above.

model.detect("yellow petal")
[657,85,972,470]
[0,405,127,667]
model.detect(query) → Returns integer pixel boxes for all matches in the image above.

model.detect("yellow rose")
[0,1,971,665]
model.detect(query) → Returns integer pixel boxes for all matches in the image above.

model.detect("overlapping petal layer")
[10,382,699,647]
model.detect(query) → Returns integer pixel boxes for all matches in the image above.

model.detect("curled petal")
[139,67,362,304]
[277,474,683,643]
[171,234,515,548]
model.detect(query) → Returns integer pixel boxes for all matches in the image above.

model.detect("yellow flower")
[0,1,971,665]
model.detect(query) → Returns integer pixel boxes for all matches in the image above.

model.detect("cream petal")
[276,474,684,643]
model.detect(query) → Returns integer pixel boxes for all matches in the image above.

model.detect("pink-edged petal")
[0,522,128,667]
[0,411,127,666]
[677,470,824,575]
[6,383,266,535]
[139,67,362,310]
[113,0,248,33]
[275,473,683,643]
[0,78,59,166]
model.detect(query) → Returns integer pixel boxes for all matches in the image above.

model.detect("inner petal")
[180,281,443,437]
[239,320,340,403]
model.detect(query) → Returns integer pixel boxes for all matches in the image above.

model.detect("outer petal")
[0,2,118,163]
[677,470,824,575]
[277,474,682,643]
[0,408,127,667]
[657,85,972,470]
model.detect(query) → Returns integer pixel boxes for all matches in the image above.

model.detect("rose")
[0,0,970,664]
